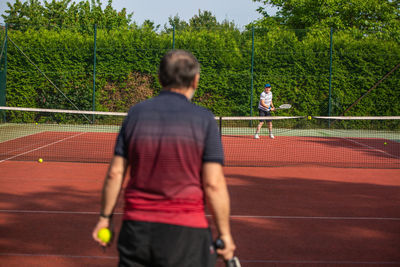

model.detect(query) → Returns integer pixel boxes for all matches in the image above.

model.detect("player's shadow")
[2,166,400,266]
[215,172,400,264]
[0,165,122,266]
[300,136,400,161]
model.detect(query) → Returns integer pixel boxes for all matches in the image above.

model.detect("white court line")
[0,130,68,156]
[0,210,122,215]
[0,253,117,259]
[1,210,399,221]
[239,259,400,265]
[230,215,400,221]
[321,130,400,159]
[343,136,400,159]
[0,210,95,215]
[0,132,87,163]
[0,253,399,265]
[0,136,48,155]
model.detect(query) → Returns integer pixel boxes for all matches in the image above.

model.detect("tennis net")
[1,107,399,168]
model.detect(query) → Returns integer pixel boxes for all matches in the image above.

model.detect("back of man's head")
[159,50,200,89]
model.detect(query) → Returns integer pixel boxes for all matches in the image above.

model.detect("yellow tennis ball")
[307,116,312,120]
[98,228,112,243]
[38,158,43,163]
[384,142,387,145]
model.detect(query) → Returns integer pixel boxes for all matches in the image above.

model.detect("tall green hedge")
[3,25,400,117]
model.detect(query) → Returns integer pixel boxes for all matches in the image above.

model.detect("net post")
[219,116,222,137]
[92,24,97,124]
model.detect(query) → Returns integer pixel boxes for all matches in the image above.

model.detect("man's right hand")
[92,217,113,247]
[215,234,236,261]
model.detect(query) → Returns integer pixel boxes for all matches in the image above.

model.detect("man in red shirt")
[92,50,235,266]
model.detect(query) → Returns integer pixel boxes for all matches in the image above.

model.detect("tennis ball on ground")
[98,228,112,244]
[38,158,43,163]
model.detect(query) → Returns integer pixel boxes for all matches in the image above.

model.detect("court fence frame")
[0,23,399,118]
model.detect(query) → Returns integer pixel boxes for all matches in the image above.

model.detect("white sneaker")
[254,134,260,139]
[269,134,275,139]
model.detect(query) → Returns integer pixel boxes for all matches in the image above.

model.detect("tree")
[43,0,72,28]
[2,0,45,30]
[164,14,189,32]
[253,0,400,32]
[2,0,133,31]
[141,19,160,32]
[163,11,237,33]
[189,10,218,30]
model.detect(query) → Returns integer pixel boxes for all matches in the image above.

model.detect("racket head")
[278,104,292,109]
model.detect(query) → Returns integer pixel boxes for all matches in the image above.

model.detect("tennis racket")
[275,104,292,110]
[215,239,241,267]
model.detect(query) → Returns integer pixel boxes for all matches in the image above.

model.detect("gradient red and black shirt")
[114,91,224,228]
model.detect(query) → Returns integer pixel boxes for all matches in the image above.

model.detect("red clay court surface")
[1,132,399,168]
[0,132,400,266]
[1,162,399,266]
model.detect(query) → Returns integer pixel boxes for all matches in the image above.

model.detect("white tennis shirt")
[258,91,273,111]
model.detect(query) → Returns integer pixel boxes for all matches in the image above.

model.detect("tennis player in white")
[255,83,275,139]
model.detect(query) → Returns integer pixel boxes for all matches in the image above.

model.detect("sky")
[0,0,277,28]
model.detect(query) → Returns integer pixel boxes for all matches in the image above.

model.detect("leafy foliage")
[2,0,133,32]
[1,1,399,118]
[253,0,400,33]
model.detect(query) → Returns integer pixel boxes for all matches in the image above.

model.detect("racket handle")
[226,257,241,267]
[215,238,225,249]
[214,239,242,267]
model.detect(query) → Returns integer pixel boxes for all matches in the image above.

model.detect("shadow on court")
[0,162,399,266]
[221,168,400,265]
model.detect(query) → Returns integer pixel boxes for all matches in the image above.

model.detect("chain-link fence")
[0,24,399,118]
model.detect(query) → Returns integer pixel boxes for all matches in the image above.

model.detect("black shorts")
[259,109,272,122]
[117,220,217,267]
